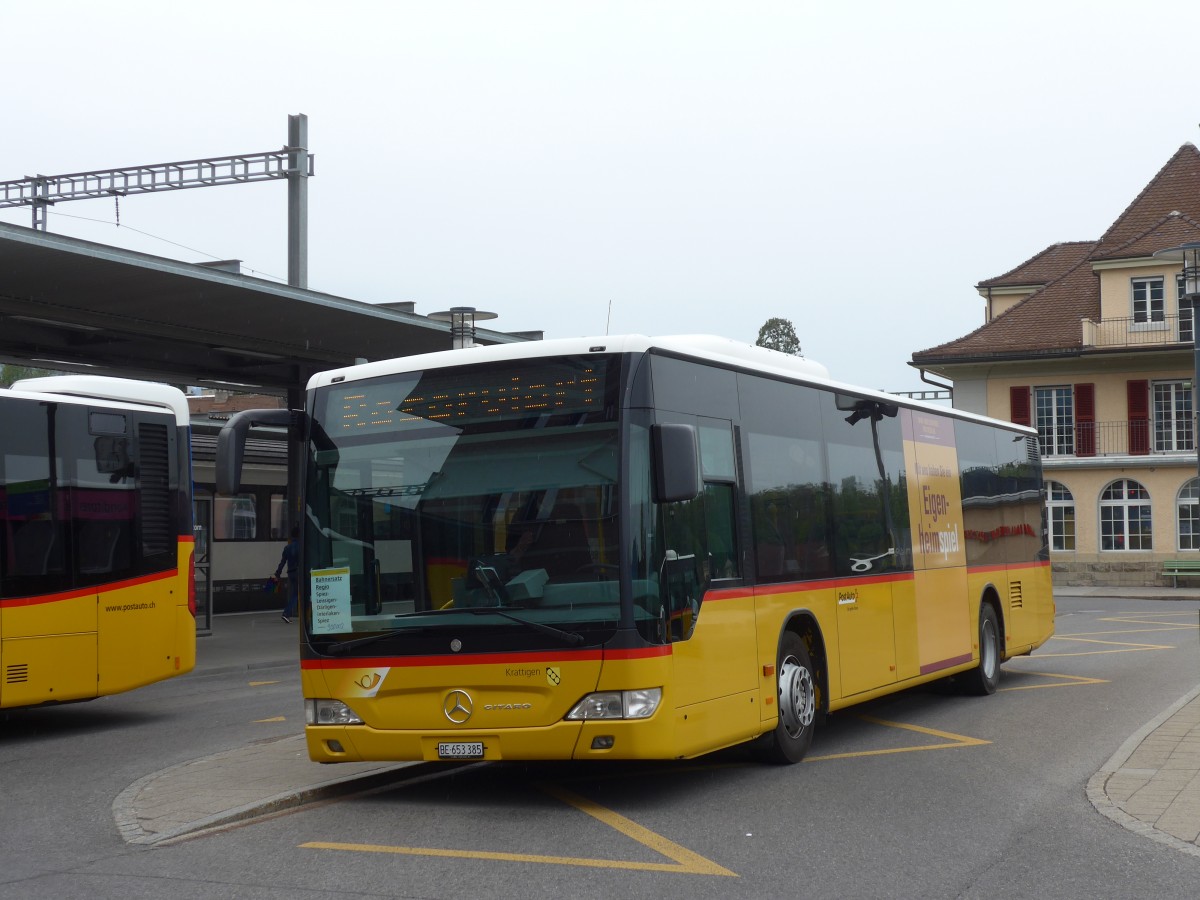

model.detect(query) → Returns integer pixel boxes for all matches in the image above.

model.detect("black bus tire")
[763,631,818,764]
[963,603,1001,696]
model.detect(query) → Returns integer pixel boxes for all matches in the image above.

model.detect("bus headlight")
[566,688,662,720]
[305,699,364,725]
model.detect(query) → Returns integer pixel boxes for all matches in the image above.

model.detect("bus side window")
[11,519,57,576]
[704,482,738,580]
[697,419,739,581]
[822,393,908,576]
[75,407,136,582]
[655,480,737,640]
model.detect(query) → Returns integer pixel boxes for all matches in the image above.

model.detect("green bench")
[1162,559,1200,587]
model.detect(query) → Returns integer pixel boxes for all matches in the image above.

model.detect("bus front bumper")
[305,717,681,763]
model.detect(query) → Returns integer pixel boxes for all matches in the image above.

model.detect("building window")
[1132,277,1165,323]
[1153,381,1194,452]
[269,492,289,539]
[1177,479,1200,551]
[1035,387,1074,456]
[1100,479,1152,551]
[1046,480,1075,551]
[1178,274,1194,343]
[214,493,257,540]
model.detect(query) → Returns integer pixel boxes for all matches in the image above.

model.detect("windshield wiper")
[464,607,585,646]
[321,607,584,655]
[323,627,427,656]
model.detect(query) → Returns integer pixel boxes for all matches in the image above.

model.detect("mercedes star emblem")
[443,689,473,724]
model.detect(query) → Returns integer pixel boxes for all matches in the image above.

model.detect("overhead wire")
[10,207,288,284]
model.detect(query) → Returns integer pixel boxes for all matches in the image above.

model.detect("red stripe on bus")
[967,559,1051,576]
[751,571,915,597]
[0,567,182,608]
[596,645,672,660]
[702,586,755,602]
[302,644,671,670]
[1003,559,1051,571]
[305,650,604,669]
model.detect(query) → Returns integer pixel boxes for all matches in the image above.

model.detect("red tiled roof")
[913,144,1200,367]
[1093,144,1200,260]
[976,240,1095,288]
[913,256,1098,363]
[1095,211,1200,261]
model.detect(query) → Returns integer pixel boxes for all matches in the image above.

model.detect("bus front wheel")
[764,632,817,764]
[963,603,1001,696]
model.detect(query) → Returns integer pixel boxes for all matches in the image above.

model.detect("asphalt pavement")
[111,590,1200,857]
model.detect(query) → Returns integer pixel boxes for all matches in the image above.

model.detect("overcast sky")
[5,1,1199,391]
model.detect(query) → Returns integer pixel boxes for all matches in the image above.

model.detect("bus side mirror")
[652,423,700,503]
[216,408,295,494]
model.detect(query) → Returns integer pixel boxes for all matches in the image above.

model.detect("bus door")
[665,570,760,756]
[834,576,898,696]
[659,434,757,729]
[826,394,909,697]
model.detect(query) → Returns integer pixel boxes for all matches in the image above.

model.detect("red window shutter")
[1074,383,1096,457]
[1010,386,1031,426]
[1127,379,1149,455]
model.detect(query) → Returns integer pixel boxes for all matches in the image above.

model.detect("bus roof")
[307,334,1035,436]
[9,375,190,426]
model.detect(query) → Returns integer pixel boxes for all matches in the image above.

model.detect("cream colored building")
[912,145,1200,587]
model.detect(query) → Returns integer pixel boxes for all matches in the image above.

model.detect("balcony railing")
[1081,314,1193,349]
[1041,419,1194,459]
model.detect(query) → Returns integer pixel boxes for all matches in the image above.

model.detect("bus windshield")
[304,355,625,651]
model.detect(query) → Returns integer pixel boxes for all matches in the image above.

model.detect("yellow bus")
[218,335,1053,764]
[1,375,196,708]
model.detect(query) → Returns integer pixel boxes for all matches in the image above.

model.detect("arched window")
[1177,478,1200,551]
[1045,480,1075,551]
[1100,479,1152,551]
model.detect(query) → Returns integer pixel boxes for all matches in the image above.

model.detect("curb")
[112,735,416,846]
[1085,684,1200,859]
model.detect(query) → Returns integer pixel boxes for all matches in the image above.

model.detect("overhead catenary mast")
[0,114,312,289]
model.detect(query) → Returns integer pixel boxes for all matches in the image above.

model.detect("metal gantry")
[0,114,313,278]
[0,150,312,226]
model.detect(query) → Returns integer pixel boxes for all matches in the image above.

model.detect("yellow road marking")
[806,716,989,761]
[1033,635,1172,657]
[538,784,735,876]
[302,783,736,876]
[998,671,1107,691]
[249,680,280,687]
[1059,626,1195,637]
[254,716,286,723]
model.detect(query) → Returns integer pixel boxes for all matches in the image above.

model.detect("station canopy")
[0,222,525,393]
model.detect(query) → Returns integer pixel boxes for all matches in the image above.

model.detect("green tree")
[756,317,801,355]
[0,364,57,387]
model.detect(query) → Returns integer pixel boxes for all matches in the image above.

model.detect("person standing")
[275,525,299,623]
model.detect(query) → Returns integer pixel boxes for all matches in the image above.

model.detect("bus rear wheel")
[764,632,817,764]
[963,603,1001,696]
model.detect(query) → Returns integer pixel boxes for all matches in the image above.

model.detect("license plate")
[438,741,484,759]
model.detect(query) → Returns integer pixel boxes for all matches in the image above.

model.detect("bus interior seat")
[79,521,123,575]
[12,520,57,576]
[520,508,593,577]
